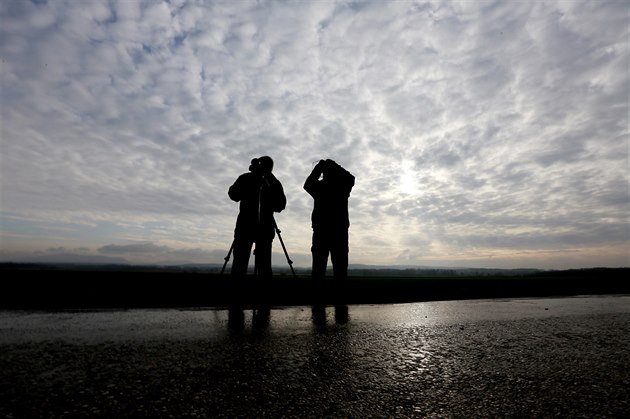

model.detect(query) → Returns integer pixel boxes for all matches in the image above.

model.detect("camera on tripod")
[249,158,263,174]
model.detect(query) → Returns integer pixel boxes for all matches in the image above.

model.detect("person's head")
[249,156,274,175]
[258,156,274,172]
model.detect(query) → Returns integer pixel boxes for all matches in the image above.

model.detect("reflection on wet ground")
[2,295,628,342]
[1,296,629,417]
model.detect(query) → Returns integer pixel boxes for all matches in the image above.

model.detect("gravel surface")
[1,297,629,418]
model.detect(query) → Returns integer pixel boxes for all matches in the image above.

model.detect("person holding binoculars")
[304,159,355,282]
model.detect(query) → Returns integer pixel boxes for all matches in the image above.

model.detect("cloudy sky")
[1,0,628,270]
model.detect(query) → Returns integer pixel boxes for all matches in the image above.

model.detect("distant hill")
[12,253,130,265]
[0,261,539,277]
[4,260,627,278]
[346,264,541,276]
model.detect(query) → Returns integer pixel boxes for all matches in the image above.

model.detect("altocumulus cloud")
[0,0,628,269]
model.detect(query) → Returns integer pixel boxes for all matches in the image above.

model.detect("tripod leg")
[253,245,258,278]
[273,217,297,279]
[220,241,235,275]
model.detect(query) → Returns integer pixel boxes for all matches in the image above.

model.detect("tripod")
[220,216,296,279]
[272,217,297,279]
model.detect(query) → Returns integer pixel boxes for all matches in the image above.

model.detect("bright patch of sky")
[1,0,628,269]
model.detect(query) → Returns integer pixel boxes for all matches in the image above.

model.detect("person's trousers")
[311,228,348,281]
[231,236,273,280]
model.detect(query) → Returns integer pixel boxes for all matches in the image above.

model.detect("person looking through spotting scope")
[304,159,355,282]
[228,156,286,280]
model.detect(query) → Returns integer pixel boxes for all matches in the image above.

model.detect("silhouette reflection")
[312,305,350,329]
[335,305,349,325]
[252,307,270,330]
[227,306,271,336]
[228,307,245,332]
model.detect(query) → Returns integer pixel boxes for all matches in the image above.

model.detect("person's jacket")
[304,161,354,230]
[229,172,286,238]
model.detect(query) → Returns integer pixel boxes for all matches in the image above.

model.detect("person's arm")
[327,160,355,195]
[342,168,355,194]
[228,174,247,202]
[266,173,286,212]
[304,160,324,197]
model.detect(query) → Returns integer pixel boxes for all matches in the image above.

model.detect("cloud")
[1,0,628,269]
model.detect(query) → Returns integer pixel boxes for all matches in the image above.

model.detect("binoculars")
[249,158,262,173]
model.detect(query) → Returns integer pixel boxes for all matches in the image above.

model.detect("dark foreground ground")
[1,266,628,309]
[1,297,629,418]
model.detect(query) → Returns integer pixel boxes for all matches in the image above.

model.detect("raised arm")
[266,173,286,212]
[304,160,325,197]
[228,174,248,202]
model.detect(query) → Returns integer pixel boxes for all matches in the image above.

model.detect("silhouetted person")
[229,156,286,280]
[304,159,355,282]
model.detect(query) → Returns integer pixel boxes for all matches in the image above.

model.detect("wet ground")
[1,296,629,417]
